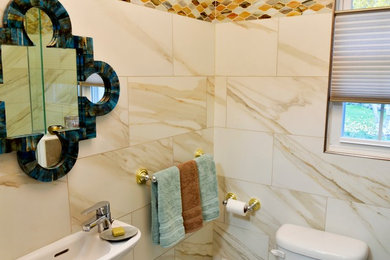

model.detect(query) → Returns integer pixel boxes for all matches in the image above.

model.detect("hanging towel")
[151,166,185,247]
[195,154,220,222]
[177,160,203,233]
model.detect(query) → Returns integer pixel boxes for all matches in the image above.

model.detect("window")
[325,0,390,159]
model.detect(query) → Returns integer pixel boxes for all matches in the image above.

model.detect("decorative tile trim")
[121,0,333,22]
[0,0,120,182]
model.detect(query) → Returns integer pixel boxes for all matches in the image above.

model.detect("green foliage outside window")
[352,0,390,8]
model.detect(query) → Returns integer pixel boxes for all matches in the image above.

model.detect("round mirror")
[25,7,53,46]
[79,73,105,104]
[36,134,62,168]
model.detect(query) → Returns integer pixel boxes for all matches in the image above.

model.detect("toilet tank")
[275,224,369,260]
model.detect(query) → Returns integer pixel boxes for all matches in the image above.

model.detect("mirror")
[0,0,120,181]
[36,134,62,168]
[0,7,79,138]
[79,73,105,104]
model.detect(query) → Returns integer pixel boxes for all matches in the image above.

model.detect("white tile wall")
[214,128,273,185]
[277,13,332,76]
[215,19,278,76]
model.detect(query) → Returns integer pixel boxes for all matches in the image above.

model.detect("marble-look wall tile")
[62,0,173,76]
[213,222,269,260]
[79,77,129,158]
[277,13,332,76]
[132,205,172,260]
[173,15,214,76]
[226,77,328,137]
[173,128,213,164]
[218,177,327,249]
[0,153,71,260]
[207,77,215,128]
[132,205,214,260]
[68,139,173,231]
[156,249,175,260]
[273,134,390,208]
[213,77,227,128]
[215,19,278,76]
[128,77,207,145]
[214,128,273,185]
[174,223,213,260]
[326,198,390,260]
[118,213,134,260]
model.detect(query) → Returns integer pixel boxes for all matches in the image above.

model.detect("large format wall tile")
[133,205,214,260]
[218,177,327,249]
[277,13,332,76]
[79,77,129,158]
[207,77,215,128]
[156,249,175,260]
[215,19,278,76]
[173,128,213,164]
[62,0,173,76]
[118,213,134,260]
[68,139,173,231]
[132,205,172,260]
[326,198,390,260]
[129,77,207,145]
[213,222,269,260]
[0,153,71,259]
[273,134,390,208]
[213,77,227,128]
[226,77,328,137]
[174,223,213,259]
[173,15,214,76]
[214,128,273,185]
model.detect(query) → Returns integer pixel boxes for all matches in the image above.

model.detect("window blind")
[329,9,390,103]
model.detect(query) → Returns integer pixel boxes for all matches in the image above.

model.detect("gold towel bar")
[135,149,205,185]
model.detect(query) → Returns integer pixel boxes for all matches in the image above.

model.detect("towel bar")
[135,149,205,185]
[136,168,156,184]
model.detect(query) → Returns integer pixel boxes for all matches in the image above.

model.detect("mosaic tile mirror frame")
[0,0,120,182]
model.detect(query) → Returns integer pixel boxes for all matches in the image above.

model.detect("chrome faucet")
[81,201,113,233]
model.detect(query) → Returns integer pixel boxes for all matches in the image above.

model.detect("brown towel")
[177,160,203,233]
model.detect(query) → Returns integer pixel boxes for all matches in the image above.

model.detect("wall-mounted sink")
[17,220,141,260]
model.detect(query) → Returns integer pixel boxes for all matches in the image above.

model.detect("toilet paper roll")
[225,199,247,216]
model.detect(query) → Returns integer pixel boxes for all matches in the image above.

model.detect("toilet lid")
[276,224,369,260]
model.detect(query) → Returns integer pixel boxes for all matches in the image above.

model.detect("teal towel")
[194,154,220,222]
[151,166,185,248]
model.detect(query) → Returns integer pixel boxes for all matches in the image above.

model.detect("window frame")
[324,0,390,160]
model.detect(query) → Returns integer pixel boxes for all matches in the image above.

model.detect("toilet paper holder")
[222,192,261,213]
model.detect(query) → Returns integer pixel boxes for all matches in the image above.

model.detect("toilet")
[271,224,369,260]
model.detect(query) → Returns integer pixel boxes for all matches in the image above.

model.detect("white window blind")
[329,9,390,103]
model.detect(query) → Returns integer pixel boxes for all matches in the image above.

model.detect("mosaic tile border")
[0,0,120,182]
[121,0,333,22]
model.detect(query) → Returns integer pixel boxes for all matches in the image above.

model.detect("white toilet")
[271,224,369,260]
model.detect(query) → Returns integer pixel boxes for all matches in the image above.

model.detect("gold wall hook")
[194,148,204,158]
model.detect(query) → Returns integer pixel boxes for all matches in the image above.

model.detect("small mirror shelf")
[0,0,120,182]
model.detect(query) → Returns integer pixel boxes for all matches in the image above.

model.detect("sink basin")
[17,220,141,260]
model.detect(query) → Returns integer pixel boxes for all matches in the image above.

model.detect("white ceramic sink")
[17,220,141,260]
